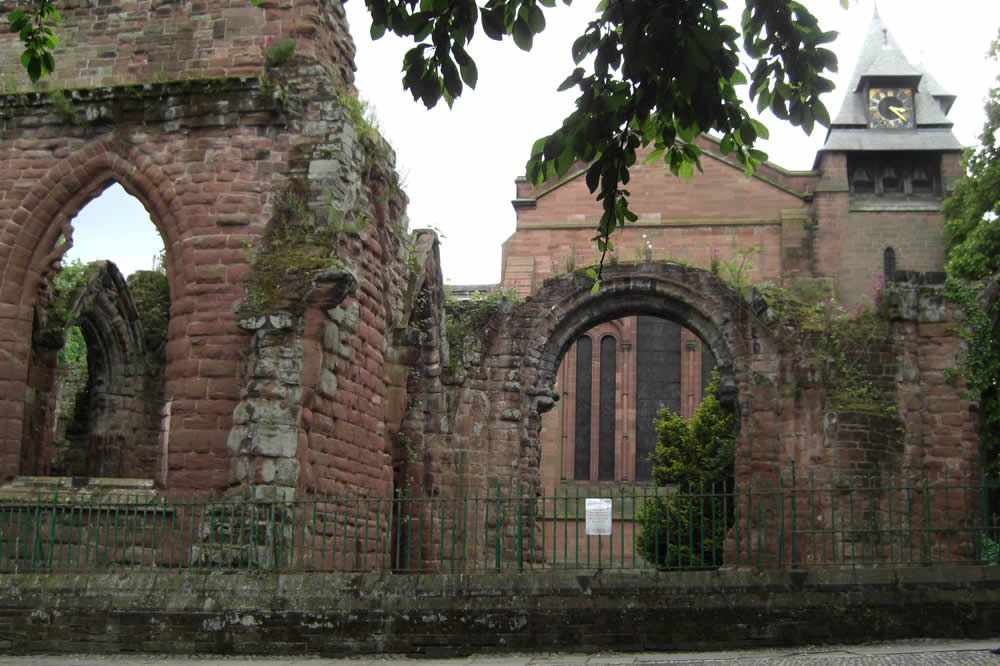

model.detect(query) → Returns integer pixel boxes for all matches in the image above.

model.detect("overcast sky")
[67,0,1000,283]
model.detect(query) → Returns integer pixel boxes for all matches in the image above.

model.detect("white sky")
[67,0,1000,283]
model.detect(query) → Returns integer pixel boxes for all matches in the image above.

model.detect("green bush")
[637,369,735,568]
[637,492,729,569]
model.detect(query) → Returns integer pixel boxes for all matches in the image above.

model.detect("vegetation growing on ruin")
[242,189,347,314]
[41,258,99,350]
[942,279,1000,477]
[758,281,894,416]
[443,285,522,376]
[127,270,170,367]
[48,89,84,126]
[941,32,1000,477]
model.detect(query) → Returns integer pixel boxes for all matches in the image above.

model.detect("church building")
[497,10,965,495]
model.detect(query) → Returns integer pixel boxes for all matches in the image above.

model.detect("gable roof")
[512,134,816,214]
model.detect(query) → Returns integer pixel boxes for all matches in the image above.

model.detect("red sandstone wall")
[0,0,356,91]
[812,151,961,305]
[0,89,282,485]
[0,0,414,499]
[503,139,816,295]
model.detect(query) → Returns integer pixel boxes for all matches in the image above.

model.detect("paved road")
[0,639,998,665]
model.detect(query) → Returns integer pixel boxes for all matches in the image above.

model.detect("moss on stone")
[242,186,347,315]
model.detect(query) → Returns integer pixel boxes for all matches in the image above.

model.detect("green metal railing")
[1,477,997,573]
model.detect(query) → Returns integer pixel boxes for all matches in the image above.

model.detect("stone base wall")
[2,569,998,656]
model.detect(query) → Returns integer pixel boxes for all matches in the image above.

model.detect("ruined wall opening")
[23,183,170,482]
[540,315,721,496]
[477,265,760,569]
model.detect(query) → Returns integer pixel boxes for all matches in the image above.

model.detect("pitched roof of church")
[821,7,962,153]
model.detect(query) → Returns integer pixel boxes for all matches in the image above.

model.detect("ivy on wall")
[943,278,1000,477]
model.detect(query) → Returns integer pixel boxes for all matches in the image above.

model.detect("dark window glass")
[847,152,940,196]
[635,317,681,481]
[573,336,592,481]
[911,165,933,194]
[884,247,897,280]
[851,165,875,193]
[598,336,616,481]
[881,165,902,193]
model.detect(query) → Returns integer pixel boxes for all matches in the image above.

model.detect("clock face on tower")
[868,87,914,128]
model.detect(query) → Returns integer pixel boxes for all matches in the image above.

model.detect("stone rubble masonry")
[1,568,998,655]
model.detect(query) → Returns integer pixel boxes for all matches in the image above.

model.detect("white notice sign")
[585,498,613,536]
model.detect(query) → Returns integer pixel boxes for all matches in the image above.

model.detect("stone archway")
[474,262,780,497]
[0,2,413,496]
[53,261,165,479]
[1,135,208,484]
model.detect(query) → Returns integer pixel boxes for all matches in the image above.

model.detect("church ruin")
[0,2,988,570]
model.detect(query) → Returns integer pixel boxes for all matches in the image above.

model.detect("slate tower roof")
[820,7,962,154]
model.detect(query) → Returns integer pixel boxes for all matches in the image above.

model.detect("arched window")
[884,247,897,282]
[598,335,617,481]
[573,335,592,480]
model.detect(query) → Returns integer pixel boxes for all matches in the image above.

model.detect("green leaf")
[543,132,565,160]
[676,122,698,143]
[644,147,665,164]
[26,55,41,83]
[585,165,600,193]
[571,32,595,64]
[370,21,387,39]
[756,89,771,114]
[749,118,769,140]
[512,17,533,51]
[441,58,462,101]
[590,278,601,294]
[678,159,694,182]
[524,4,545,33]
[529,135,547,160]
[770,94,788,120]
[459,59,478,89]
[480,7,505,40]
[813,101,831,128]
[557,67,583,92]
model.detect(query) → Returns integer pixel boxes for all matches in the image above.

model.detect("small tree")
[636,369,735,568]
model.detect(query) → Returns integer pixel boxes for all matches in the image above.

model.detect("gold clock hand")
[889,106,907,120]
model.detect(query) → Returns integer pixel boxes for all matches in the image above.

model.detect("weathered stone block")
[249,425,299,458]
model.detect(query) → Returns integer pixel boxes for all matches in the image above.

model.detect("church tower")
[813,7,964,303]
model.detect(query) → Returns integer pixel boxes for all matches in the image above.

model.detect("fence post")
[517,481,524,572]
[790,466,797,568]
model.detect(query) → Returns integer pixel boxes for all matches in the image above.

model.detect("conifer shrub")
[636,370,736,568]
